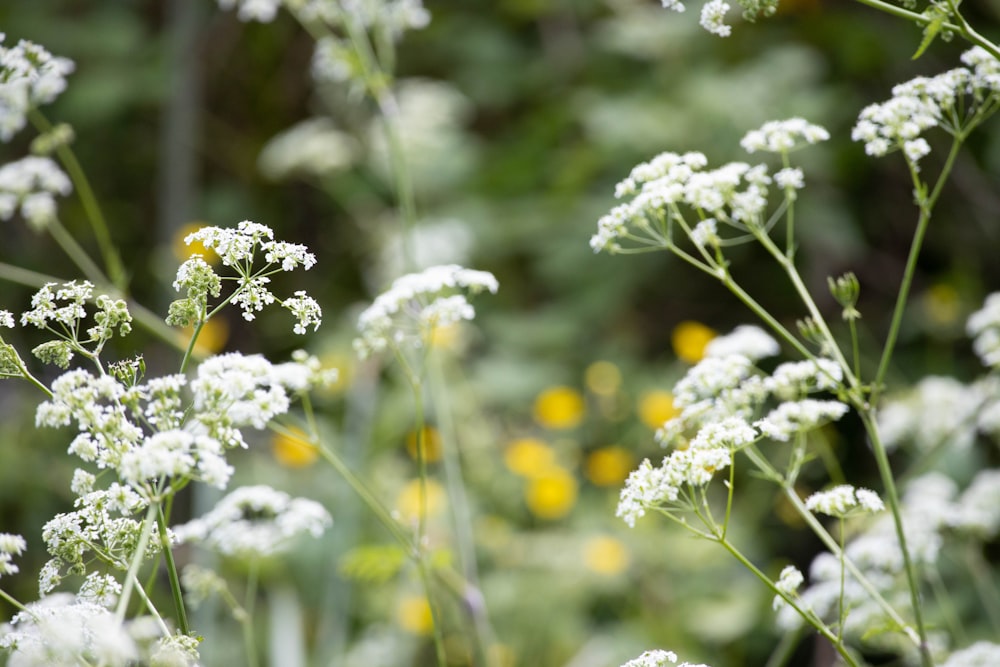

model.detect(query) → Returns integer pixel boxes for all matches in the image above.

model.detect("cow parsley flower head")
[173,485,332,558]
[741,118,830,154]
[754,399,849,442]
[704,324,780,361]
[0,156,72,228]
[354,264,498,358]
[805,484,885,517]
[699,0,732,37]
[967,291,1000,368]
[217,0,282,22]
[620,648,712,667]
[0,36,75,141]
[0,532,25,579]
[772,564,804,610]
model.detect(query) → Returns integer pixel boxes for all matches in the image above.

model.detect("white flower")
[688,416,757,449]
[0,37,75,141]
[772,564,804,610]
[617,458,678,527]
[741,118,830,154]
[704,324,780,361]
[949,469,1000,539]
[217,0,282,22]
[173,485,332,558]
[282,290,322,334]
[805,484,885,517]
[754,399,849,441]
[0,156,72,229]
[690,218,718,247]
[967,292,1000,368]
[0,532,25,579]
[621,650,677,667]
[765,358,843,399]
[699,0,731,37]
[673,354,754,408]
[354,264,498,358]
[661,0,685,12]
[774,167,804,190]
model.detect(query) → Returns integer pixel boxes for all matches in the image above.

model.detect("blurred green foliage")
[2,1,1000,665]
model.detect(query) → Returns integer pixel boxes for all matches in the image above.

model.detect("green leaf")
[338,544,407,584]
[912,13,946,60]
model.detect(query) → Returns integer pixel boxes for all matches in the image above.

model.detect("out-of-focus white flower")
[698,0,731,37]
[173,485,331,558]
[805,484,885,517]
[259,117,358,180]
[0,37,74,141]
[704,324,780,361]
[741,118,830,154]
[754,399,849,442]
[0,156,72,229]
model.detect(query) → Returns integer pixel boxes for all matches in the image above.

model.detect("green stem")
[46,218,110,287]
[0,588,28,614]
[157,504,190,635]
[714,535,861,667]
[115,502,159,625]
[852,0,1000,57]
[130,573,172,636]
[29,110,128,289]
[872,138,963,404]
[243,561,260,667]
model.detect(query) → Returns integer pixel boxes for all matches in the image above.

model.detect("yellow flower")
[405,426,442,462]
[585,446,635,486]
[272,426,319,468]
[179,317,229,357]
[583,535,630,575]
[429,322,462,349]
[923,282,960,326]
[172,221,219,263]
[503,438,556,478]
[638,390,680,429]
[525,466,578,520]
[396,594,434,635]
[672,320,717,363]
[533,386,585,430]
[584,361,622,396]
[395,479,447,523]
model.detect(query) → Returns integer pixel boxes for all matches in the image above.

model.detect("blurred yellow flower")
[271,426,319,468]
[172,221,219,263]
[533,386,585,429]
[429,322,461,349]
[395,479,447,523]
[503,438,556,478]
[585,446,635,486]
[672,320,717,363]
[583,535,630,575]
[584,361,622,396]
[396,594,434,635]
[638,390,680,429]
[406,426,442,462]
[179,317,229,357]
[923,282,960,326]
[525,466,578,519]
[318,351,351,396]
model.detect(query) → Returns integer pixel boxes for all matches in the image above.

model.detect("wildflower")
[688,416,757,449]
[741,118,830,154]
[525,466,578,519]
[690,217,719,248]
[583,535,630,575]
[876,376,984,452]
[534,385,585,429]
[354,264,498,358]
[620,649,712,667]
[949,469,1000,539]
[772,564,803,610]
[967,292,1000,368]
[216,0,282,22]
[765,358,843,399]
[585,360,622,396]
[394,479,447,523]
[699,0,732,37]
[0,37,75,141]
[272,427,319,468]
[405,426,442,462]
[0,533,25,579]
[774,167,805,190]
[672,320,717,363]
[704,324,780,361]
[754,399,849,441]
[672,354,754,408]
[172,485,332,558]
[638,390,680,429]
[805,484,885,517]
[617,458,677,527]
[0,156,72,229]
[504,438,556,477]
[0,594,137,665]
[585,445,635,486]
[396,594,434,636]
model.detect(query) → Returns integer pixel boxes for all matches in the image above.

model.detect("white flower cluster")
[772,564,803,610]
[0,35,75,141]
[620,648,712,667]
[876,375,987,453]
[852,47,1000,168]
[619,326,852,527]
[967,291,1000,368]
[0,533,25,579]
[173,484,331,558]
[354,264,498,358]
[740,118,830,154]
[699,0,731,37]
[777,470,1000,640]
[804,484,885,517]
[592,119,827,254]
[220,0,430,39]
[0,156,72,229]
[171,221,322,334]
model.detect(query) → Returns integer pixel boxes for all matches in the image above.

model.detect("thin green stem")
[243,561,260,667]
[115,502,158,625]
[29,110,127,289]
[0,588,28,614]
[157,504,190,635]
[872,138,963,403]
[129,573,172,636]
[46,218,109,287]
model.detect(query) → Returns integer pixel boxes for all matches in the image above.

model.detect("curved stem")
[115,502,158,625]
[852,0,1000,58]
[157,504,190,635]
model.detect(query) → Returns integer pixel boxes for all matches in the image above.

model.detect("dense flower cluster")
[592,119,828,254]
[804,485,885,517]
[354,264,498,358]
[170,221,322,334]
[0,35,74,141]
[618,325,851,527]
[620,648,712,667]
[0,156,72,229]
[218,0,430,38]
[852,47,1000,168]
